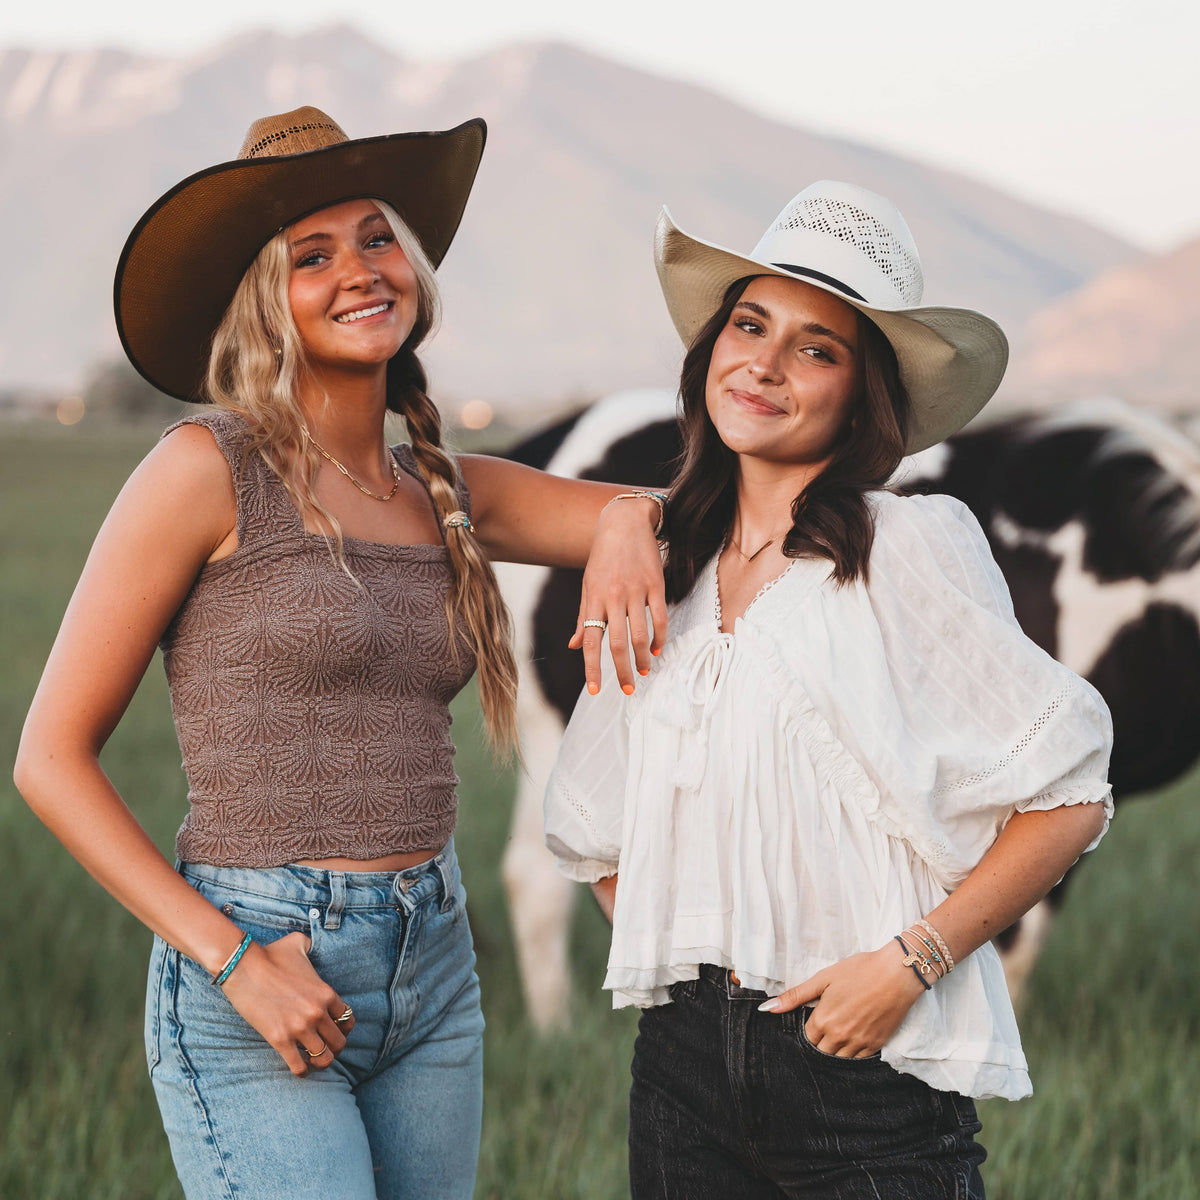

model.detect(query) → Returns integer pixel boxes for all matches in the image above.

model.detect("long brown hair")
[663,276,911,602]
[205,200,519,753]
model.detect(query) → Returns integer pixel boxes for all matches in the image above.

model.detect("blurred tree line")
[81,359,196,424]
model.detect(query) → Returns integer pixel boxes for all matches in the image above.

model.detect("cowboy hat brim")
[115,119,487,402]
[654,207,1009,454]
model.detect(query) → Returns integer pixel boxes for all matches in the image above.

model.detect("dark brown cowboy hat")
[114,106,487,401]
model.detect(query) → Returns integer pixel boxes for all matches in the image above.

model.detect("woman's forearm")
[457,454,660,567]
[762,799,1108,1053]
[459,453,670,690]
[15,747,245,974]
[921,801,1109,964]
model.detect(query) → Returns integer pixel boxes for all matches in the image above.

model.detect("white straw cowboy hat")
[655,180,1008,453]
[115,106,487,402]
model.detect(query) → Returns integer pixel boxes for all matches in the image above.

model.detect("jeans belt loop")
[324,871,346,930]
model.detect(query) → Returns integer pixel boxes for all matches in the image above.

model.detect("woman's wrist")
[600,490,669,538]
[192,915,257,978]
[884,940,935,1000]
[891,916,956,990]
[212,931,253,986]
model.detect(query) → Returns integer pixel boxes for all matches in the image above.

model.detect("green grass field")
[2,422,1197,1199]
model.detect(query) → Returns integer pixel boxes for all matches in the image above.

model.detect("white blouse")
[544,491,1113,1101]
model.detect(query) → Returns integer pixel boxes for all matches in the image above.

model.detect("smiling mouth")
[334,302,392,323]
[731,389,785,415]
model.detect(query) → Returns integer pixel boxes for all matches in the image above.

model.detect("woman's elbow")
[13,727,51,809]
[12,724,77,818]
[13,739,43,809]
[1041,795,1110,861]
[1079,796,1110,846]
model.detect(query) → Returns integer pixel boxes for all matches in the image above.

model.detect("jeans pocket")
[795,1006,883,1064]
[667,977,698,1003]
[947,1090,982,1134]
[191,879,315,950]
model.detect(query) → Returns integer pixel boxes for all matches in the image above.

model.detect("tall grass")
[1,421,1196,1199]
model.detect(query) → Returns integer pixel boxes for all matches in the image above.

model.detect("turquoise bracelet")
[212,931,252,987]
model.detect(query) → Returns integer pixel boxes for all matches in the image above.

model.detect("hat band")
[771,263,866,303]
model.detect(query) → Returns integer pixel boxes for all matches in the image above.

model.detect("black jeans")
[629,965,987,1200]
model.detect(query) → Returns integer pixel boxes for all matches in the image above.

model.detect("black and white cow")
[495,391,1200,1030]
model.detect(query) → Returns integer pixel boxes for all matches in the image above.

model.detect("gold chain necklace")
[301,425,401,502]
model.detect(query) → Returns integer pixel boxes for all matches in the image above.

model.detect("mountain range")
[1,26,1192,415]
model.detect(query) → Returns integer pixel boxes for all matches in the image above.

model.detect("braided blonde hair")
[204,200,519,753]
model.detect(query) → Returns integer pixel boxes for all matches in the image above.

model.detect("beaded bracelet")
[212,931,252,987]
[908,929,949,976]
[603,490,669,538]
[915,917,955,974]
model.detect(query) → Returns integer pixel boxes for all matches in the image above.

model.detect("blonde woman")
[14,109,665,1200]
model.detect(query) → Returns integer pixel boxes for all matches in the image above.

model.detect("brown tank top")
[159,410,476,867]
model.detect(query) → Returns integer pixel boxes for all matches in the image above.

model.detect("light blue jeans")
[144,841,484,1199]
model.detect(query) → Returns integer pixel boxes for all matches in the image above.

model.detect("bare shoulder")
[111,421,237,558]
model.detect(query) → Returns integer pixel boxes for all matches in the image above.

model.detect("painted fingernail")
[587,682,600,696]
[758,999,781,1013]
[651,647,661,656]
[638,668,650,676]
[622,683,635,696]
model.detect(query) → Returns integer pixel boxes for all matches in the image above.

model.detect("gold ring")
[335,1006,354,1025]
[306,1040,331,1059]
[582,619,608,630]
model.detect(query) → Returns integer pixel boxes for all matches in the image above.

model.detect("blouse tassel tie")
[653,633,736,792]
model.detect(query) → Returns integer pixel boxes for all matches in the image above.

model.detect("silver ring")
[582,619,608,631]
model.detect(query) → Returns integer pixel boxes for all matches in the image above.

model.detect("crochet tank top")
[159,410,476,867]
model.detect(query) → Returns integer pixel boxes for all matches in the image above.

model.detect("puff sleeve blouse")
[544,491,1113,1101]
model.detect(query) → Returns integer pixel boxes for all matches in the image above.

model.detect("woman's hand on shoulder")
[759,943,927,1058]
[219,934,355,1077]
[571,497,667,695]
[456,455,669,694]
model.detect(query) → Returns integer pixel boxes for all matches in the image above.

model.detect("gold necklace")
[302,425,401,502]
[730,524,792,563]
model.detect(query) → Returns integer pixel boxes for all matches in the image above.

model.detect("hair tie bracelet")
[602,490,669,538]
[212,931,252,987]
[444,510,474,533]
[893,935,933,990]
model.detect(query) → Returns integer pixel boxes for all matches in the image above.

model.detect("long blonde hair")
[204,200,519,753]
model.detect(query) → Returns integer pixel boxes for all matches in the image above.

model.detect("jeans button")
[309,908,320,920]
[221,903,234,917]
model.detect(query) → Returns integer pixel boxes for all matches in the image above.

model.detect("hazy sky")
[3,0,1195,251]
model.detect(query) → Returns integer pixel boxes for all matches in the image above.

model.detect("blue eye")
[366,231,395,248]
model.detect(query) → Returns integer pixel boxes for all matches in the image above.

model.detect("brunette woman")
[546,181,1113,1198]
[14,108,665,1199]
